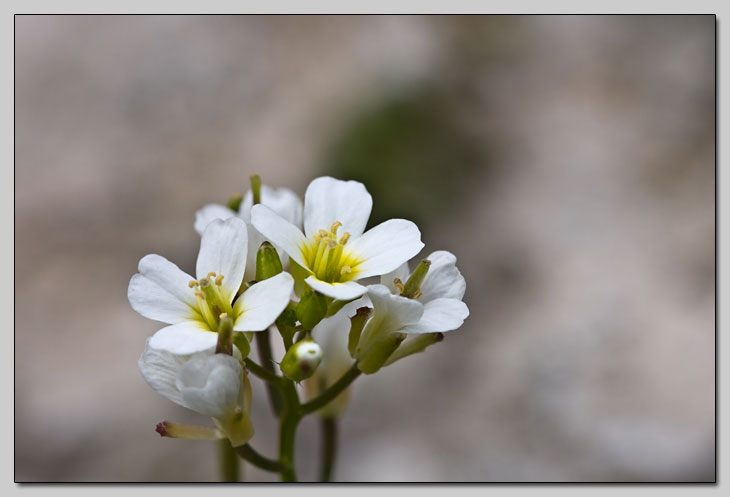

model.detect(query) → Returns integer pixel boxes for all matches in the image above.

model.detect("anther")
[341,265,352,275]
[325,238,338,249]
[313,233,321,242]
[318,229,328,238]
[394,278,405,293]
[188,280,199,288]
[330,221,342,234]
[195,290,206,299]
[215,275,224,286]
[413,289,423,300]
[339,232,350,245]
[207,272,217,279]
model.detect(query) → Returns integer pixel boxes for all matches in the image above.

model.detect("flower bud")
[226,192,243,212]
[401,259,431,299]
[383,332,444,367]
[256,241,283,281]
[280,339,323,382]
[348,306,372,357]
[357,332,406,375]
[155,421,224,440]
[295,289,328,330]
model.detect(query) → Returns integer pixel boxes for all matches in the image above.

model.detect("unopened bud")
[227,193,243,212]
[295,290,328,330]
[280,339,323,382]
[256,241,283,281]
[383,333,444,367]
[348,306,372,357]
[401,259,431,299]
[155,421,224,440]
[357,332,406,375]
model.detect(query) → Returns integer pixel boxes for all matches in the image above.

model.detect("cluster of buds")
[128,175,469,479]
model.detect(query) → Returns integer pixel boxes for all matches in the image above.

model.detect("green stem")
[279,380,301,482]
[301,363,361,415]
[235,444,283,473]
[255,330,284,417]
[219,439,239,482]
[319,418,337,482]
[244,357,282,385]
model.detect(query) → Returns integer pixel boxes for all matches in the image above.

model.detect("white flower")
[128,217,294,355]
[354,251,469,364]
[138,340,254,446]
[194,185,303,282]
[251,176,424,300]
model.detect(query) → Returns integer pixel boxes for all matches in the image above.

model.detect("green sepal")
[296,289,328,330]
[357,332,406,375]
[226,193,243,212]
[347,306,372,357]
[256,241,283,281]
[383,332,444,367]
[233,332,251,360]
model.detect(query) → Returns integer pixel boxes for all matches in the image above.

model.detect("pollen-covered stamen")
[303,220,363,283]
[188,280,199,288]
[393,278,405,294]
[339,232,350,245]
[330,221,342,235]
[192,274,233,330]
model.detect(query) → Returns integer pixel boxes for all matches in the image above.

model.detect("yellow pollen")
[340,265,351,275]
[207,272,217,279]
[188,280,199,288]
[330,221,342,234]
[195,290,206,299]
[394,278,405,293]
[215,275,224,286]
[339,232,350,245]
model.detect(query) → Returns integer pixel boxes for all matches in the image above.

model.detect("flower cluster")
[128,175,469,481]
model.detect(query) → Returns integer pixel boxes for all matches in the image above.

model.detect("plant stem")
[235,444,283,473]
[244,357,282,385]
[255,329,284,417]
[319,418,337,482]
[219,439,239,482]
[279,380,301,482]
[301,363,361,415]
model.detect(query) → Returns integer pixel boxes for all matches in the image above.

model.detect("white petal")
[196,217,248,302]
[348,219,424,279]
[303,177,372,238]
[250,204,309,269]
[402,298,469,334]
[312,306,357,384]
[129,254,197,323]
[379,262,411,293]
[138,338,203,408]
[305,276,367,300]
[233,272,294,331]
[240,185,303,228]
[128,273,196,324]
[177,354,242,418]
[419,250,466,302]
[194,204,237,235]
[148,322,219,355]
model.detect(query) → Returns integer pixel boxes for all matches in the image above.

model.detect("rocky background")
[15,15,714,481]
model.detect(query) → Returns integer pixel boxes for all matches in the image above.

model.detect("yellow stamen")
[318,229,328,238]
[207,272,217,279]
[195,290,206,299]
[325,237,337,249]
[215,275,224,286]
[341,265,351,275]
[394,278,405,293]
[413,289,423,300]
[339,232,350,245]
[188,280,199,288]
[330,221,342,234]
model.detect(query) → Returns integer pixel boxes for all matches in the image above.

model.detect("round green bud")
[280,339,323,382]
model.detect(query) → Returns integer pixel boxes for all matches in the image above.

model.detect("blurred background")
[15,15,714,482]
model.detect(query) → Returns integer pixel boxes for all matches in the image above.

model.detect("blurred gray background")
[15,15,714,482]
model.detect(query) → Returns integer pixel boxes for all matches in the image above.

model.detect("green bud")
[215,313,234,355]
[401,259,431,299]
[383,332,444,367]
[347,306,372,357]
[279,339,323,382]
[226,193,243,212]
[256,241,283,281]
[295,290,328,330]
[233,332,251,359]
[357,332,406,375]
[250,174,262,205]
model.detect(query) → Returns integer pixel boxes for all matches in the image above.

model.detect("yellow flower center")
[189,272,234,330]
[299,221,362,283]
